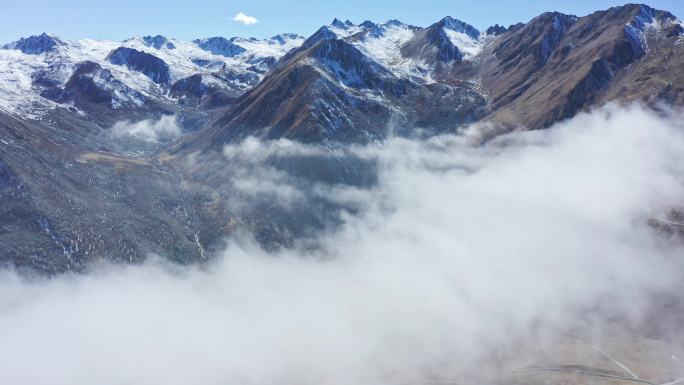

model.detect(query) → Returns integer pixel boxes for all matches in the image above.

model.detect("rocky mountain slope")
[173,4,684,153]
[476,5,684,133]
[1,3,684,272]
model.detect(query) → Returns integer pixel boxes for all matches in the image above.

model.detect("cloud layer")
[233,12,259,25]
[1,105,684,385]
[110,115,181,142]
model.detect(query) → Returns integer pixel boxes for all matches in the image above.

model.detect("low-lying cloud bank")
[111,115,181,142]
[2,105,684,385]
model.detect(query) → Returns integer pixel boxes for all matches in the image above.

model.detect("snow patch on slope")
[354,22,415,67]
[624,5,684,53]
[327,19,365,39]
[352,21,433,82]
[231,35,305,59]
[444,29,483,58]
[0,49,57,117]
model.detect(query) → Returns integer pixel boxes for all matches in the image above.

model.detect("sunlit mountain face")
[1,4,684,385]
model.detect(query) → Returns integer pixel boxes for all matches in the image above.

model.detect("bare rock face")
[107,47,171,84]
[141,35,176,50]
[170,74,209,106]
[192,37,246,57]
[2,33,64,54]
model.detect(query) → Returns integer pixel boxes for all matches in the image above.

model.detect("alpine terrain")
[1,3,684,385]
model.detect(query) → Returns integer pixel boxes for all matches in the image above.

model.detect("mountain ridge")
[1,3,684,272]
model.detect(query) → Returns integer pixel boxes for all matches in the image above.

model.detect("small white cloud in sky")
[232,12,259,25]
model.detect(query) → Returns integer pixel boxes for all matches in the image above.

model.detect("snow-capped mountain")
[2,33,66,54]
[0,32,305,119]
[2,4,684,272]
[0,16,497,124]
[173,4,684,153]
[2,4,678,145]
[350,20,426,80]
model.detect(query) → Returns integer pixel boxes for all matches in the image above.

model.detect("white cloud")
[1,105,684,384]
[110,115,181,142]
[232,12,259,26]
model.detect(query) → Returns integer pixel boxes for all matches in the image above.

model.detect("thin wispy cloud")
[232,12,259,25]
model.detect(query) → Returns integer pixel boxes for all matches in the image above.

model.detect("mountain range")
[1,3,684,273]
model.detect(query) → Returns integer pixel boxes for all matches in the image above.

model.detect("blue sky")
[2,0,683,43]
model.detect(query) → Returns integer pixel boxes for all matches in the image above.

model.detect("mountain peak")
[484,24,508,36]
[330,18,357,30]
[360,20,378,29]
[331,18,347,28]
[439,17,480,39]
[530,11,575,26]
[141,35,175,50]
[3,33,64,55]
[384,19,406,27]
[299,26,338,49]
[619,3,670,16]
[626,3,679,28]
[193,36,247,57]
[272,33,303,40]
[107,47,171,84]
